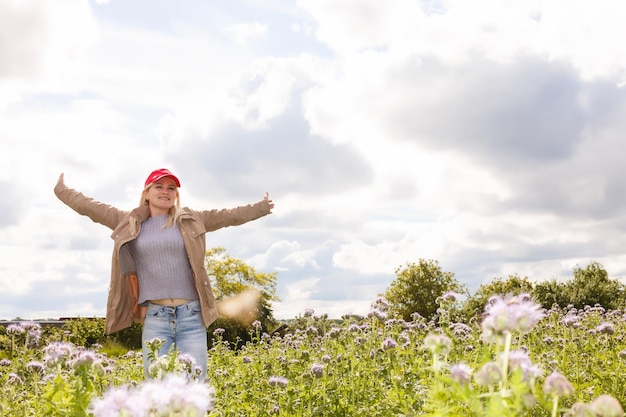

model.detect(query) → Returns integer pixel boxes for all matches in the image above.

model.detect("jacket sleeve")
[54,181,124,230]
[196,199,272,232]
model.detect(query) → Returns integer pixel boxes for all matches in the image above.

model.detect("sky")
[2,0,626,322]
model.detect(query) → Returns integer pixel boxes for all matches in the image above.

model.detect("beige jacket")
[54,181,272,334]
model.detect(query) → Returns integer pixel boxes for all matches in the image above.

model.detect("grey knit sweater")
[128,215,198,304]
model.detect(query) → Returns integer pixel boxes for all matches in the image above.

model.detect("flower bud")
[474,361,502,386]
[564,402,594,417]
[590,395,624,417]
[422,334,452,356]
[543,371,575,397]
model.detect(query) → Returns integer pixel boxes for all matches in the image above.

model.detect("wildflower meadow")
[1,294,625,416]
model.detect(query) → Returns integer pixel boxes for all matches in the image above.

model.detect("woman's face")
[146,177,178,214]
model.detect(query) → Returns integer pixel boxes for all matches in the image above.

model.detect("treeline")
[384,259,625,323]
[1,253,622,353]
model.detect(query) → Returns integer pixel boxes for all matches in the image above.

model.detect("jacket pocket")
[127,273,146,320]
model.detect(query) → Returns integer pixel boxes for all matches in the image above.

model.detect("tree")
[531,278,569,309]
[204,247,279,342]
[460,274,534,321]
[564,261,625,310]
[384,259,467,322]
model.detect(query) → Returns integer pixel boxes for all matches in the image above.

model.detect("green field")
[1,295,624,416]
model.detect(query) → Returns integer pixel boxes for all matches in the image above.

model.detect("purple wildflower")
[508,349,543,382]
[543,371,574,397]
[149,374,215,413]
[311,363,324,378]
[23,322,41,346]
[7,373,23,385]
[268,376,289,387]
[566,402,594,416]
[590,394,624,417]
[6,324,24,335]
[595,322,615,335]
[450,323,472,339]
[440,291,458,303]
[27,361,45,374]
[422,334,452,356]
[89,386,135,417]
[481,294,545,343]
[561,314,580,327]
[410,312,425,322]
[68,350,100,369]
[368,308,388,321]
[382,337,397,350]
[450,362,473,385]
[474,361,502,386]
[176,353,198,375]
[121,351,138,359]
[91,374,215,417]
[328,327,342,338]
[371,297,390,311]
[398,331,410,345]
[348,324,362,332]
[43,341,75,365]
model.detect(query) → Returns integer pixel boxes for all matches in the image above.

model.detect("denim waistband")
[147,299,200,312]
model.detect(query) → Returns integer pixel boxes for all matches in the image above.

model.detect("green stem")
[499,332,512,392]
[551,395,559,417]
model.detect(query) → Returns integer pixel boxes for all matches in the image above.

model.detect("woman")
[54,168,274,379]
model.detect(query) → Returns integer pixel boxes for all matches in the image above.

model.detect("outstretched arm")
[197,193,274,232]
[54,173,125,230]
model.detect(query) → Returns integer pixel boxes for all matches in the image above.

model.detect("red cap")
[144,168,181,188]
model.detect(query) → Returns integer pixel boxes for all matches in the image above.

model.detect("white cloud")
[248,240,320,271]
[223,22,268,47]
[273,277,317,317]
[299,0,626,84]
[0,0,98,103]
[297,0,426,53]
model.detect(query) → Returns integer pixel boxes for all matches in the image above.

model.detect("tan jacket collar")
[129,205,193,223]
[129,204,151,223]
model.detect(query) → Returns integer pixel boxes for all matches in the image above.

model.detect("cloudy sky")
[2,0,626,321]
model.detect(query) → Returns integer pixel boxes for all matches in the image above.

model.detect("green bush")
[62,318,106,347]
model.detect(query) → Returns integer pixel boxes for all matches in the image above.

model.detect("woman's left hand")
[265,192,274,211]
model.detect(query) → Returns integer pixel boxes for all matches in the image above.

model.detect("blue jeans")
[142,300,208,380]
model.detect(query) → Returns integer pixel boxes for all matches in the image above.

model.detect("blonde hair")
[139,184,181,227]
